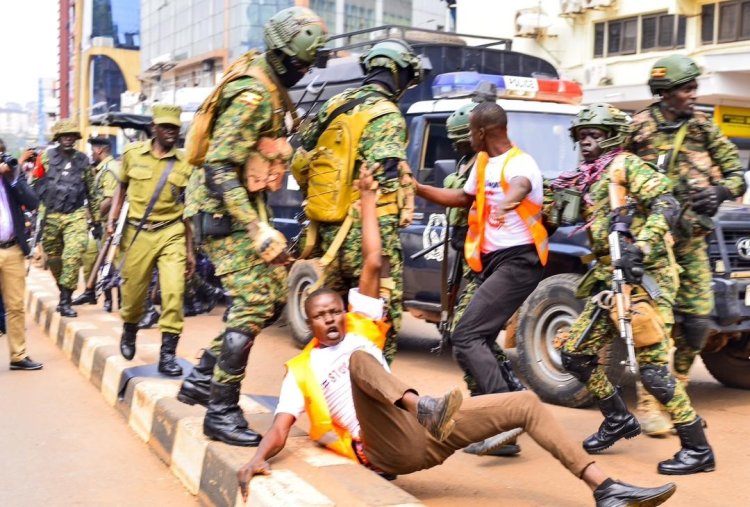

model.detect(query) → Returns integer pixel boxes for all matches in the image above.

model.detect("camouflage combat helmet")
[446,82,499,143]
[446,102,477,143]
[264,7,328,65]
[648,54,700,94]
[569,103,631,150]
[52,119,82,141]
[360,39,423,97]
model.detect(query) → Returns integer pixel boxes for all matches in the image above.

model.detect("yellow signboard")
[715,106,750,139]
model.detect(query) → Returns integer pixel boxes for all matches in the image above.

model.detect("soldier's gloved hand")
[691,185,732,216]
[613,242,644,285]
[609,210,634,238]
[252,222,288,264]
[91,222,103,240]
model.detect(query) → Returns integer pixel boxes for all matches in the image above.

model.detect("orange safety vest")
[464,148,549,272]
[284,312,389,461]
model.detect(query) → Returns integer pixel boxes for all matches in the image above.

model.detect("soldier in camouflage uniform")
[176,7,328,447]
[71,136,121,311]
[627,55,745,436]
[34,119,94,318]
[552,103,715,475]
[295,39,422,364]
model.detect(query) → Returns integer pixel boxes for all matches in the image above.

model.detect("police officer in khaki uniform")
[72,136,121,311]
[107,104,195,376]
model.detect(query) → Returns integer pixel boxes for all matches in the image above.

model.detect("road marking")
[243,469,335,507]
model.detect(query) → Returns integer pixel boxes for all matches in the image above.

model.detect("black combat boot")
[594,479,676,507]
[71,288,97,306]
[177,349,218,407]
[158,333,183,376]
[120,322,138,360]
[499,359,526,392]
[583,391,641,453]
[138,297,160,329]
[103,289,113,313]
[58,287,78,317]
[203,381,262,447]
[657,416,715,475]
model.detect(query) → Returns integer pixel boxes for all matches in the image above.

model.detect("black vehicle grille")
[708,229,750,271]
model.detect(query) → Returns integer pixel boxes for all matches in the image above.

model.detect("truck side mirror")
[433,159,458,188]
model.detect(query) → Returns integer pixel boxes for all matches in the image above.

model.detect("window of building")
[90,55,127,113]
[594,23,605,57]
[594,12,685,57]
[89,0,140,50]
[702,1,750,44]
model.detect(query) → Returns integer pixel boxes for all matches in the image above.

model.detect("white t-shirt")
[274,289,389,440]
[463,149,543,253]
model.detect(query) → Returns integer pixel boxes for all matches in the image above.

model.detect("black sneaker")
[10,357,43,370]
[594,479,676,507]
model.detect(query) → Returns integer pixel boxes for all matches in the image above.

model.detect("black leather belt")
[0,238,17,249]
[127,218,180,232]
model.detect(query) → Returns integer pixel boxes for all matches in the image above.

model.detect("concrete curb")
[25,271,423,507]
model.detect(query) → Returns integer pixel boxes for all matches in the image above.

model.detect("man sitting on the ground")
[237,166,677,507]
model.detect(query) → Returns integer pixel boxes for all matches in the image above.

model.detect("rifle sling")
[117,159,177,271]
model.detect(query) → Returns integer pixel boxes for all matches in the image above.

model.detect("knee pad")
[218,329,255,376]
[679,315,712,350]
[640,364,676,405]
[561,352,598,384]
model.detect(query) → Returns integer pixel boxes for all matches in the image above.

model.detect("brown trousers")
[0,245,28,362]
[350,351,594,477]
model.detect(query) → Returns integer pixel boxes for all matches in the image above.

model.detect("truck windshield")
[506,111,579,179]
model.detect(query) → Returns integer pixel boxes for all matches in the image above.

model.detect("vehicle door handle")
[412,212,424,221]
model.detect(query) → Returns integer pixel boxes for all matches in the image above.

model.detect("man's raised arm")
[358,164,382,299]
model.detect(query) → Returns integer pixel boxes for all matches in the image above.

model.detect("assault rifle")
[92,201,129,295]
[26,210,46,274]
[608,231,638,375]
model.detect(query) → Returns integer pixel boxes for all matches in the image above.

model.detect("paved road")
[0,321,197,507]
[5,278,750,506]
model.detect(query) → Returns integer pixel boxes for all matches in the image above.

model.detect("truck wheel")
[515,273,628,408]
[701,334,750,390]
[286,259,322,348]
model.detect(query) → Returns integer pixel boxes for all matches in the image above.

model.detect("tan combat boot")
[636,381,672,437]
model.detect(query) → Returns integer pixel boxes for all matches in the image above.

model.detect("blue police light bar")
[432,71,583,105]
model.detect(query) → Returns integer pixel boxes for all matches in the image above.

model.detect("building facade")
[138,0,447,109]
[58,0,141,140]
[456,0,750,164]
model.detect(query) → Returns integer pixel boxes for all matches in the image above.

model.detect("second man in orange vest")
[415,101,547,397]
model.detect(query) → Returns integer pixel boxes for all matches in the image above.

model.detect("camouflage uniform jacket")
[443,153,476,226]
[300,84,407,194]
[628,104,745,237]
[185,55,286,227]
[544,153,675,295]
[91,155,121,222]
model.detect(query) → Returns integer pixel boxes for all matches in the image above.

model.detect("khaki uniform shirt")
[92,155,121,222]
[121,140,192,222]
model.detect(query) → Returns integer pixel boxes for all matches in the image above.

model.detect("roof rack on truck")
[290,25,559,116]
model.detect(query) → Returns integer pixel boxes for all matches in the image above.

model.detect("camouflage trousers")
[451,266,508,395]
[561,272,696,424]
[316,216,403,364]
[672,234,713,375]
[204,230,287,385]
[42,208,88,290]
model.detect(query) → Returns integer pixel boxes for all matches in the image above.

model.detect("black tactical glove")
[609,211,634,238]
[90,222,103,240]
[613,242,644,285]
[691,185,732,216]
